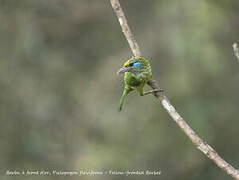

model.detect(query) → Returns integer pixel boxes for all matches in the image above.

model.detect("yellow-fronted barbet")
[117,57,162,111]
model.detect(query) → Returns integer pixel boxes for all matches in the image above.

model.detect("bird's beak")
[117,66,130,75]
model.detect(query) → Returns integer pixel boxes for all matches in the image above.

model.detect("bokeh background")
[1,0,239,180]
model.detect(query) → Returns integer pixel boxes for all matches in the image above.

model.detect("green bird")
[117,57,162,111]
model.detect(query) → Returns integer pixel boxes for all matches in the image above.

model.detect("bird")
[117,56,162,111]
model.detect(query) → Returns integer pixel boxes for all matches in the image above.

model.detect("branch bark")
[110,0,239,179]
[233,43,239,61]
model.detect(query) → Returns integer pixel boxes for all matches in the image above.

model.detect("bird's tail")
[118,90,127,112]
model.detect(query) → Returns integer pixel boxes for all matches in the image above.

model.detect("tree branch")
[233,43,239,61]
[110,0,239,179]
[110,0,141,57]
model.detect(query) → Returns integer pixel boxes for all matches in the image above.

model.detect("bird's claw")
[143,88,164,96]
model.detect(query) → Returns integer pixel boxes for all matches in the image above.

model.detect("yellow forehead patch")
[123,59,131,67]
[123,57,136,67]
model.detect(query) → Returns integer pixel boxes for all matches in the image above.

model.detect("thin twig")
[233,43,239,61]
[110,1,141,57]
[110,0,239,179]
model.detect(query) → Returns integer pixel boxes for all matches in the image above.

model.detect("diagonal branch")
[110,0,239,179]
[233,43,239,61]
[110,1,141,57]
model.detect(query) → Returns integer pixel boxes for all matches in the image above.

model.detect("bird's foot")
[143,88,164,96]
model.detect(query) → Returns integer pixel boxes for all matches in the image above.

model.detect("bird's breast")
[124,72,141,87]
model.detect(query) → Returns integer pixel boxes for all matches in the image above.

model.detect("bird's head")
[117,57,148,75]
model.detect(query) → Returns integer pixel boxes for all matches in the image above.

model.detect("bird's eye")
[129,63,134,67]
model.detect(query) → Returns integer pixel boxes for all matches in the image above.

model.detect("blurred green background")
[1,0,239,180]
